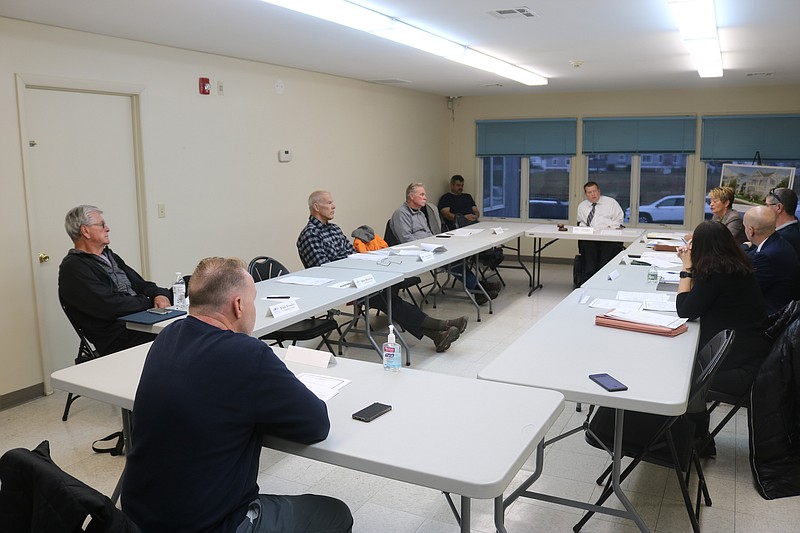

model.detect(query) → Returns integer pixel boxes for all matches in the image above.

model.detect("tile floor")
[2,263,797,532]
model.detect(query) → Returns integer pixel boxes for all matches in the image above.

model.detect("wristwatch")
[679,270,693,279]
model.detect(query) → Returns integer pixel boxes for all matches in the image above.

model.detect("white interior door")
[22,87,142,383]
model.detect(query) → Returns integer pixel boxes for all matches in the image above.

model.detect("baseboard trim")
[0,383,45,411]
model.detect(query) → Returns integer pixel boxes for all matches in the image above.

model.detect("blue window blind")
[701,115,800,160]
[583,116,696,153]
[476,119,577,156]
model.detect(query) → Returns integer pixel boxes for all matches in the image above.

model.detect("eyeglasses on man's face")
[84,221,107,229]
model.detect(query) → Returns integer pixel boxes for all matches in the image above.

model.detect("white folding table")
[51,344,565,533]
[524,224,646,294]
[126,266,406,361]
[479,287,699,532]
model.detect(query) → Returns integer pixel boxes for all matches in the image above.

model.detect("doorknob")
[39,253,50,264]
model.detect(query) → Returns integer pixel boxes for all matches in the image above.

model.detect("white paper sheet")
[643,300,678,312]
[276,276,334,286]
[445,228,484,237]
[589,299,643,312]
[296,372,351,402]
[616,291,670,302]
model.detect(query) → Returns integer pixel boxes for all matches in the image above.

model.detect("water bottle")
[383,325,401,372]
[647,266,659,284]
[173,272,187,310]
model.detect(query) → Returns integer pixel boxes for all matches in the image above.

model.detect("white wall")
[0,17,450,397]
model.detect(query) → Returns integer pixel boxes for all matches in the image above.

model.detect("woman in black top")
[676,221,772,454]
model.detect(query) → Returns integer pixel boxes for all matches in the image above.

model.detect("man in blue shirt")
[121,257,353,532]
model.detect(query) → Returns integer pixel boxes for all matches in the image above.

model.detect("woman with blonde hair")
[709,186,746,244]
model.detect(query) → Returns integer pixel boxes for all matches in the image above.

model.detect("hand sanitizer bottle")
[173,272,186,310]
[383,325,401,372]
[647,265,659,284]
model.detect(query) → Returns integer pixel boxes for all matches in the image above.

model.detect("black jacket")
[0,440,140,532]
[58,247,171,355]
[749,300,800,499]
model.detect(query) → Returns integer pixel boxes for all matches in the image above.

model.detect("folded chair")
[247,256,341,355]
[577,329,736,533]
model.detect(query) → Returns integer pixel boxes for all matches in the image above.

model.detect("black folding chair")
[59,299,102,421]
[577,329,736,533]
[247,256,341,355]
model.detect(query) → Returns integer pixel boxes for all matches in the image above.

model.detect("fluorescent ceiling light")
[261,0,547,86]
[667,0,723,78]
[264,0,391,32]
[448,49,548,86]
[373,20,465,58]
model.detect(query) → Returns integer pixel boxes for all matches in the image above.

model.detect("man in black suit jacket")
[766,187,800,258]
[743,206,800,314]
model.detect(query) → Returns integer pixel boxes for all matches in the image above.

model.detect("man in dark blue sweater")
[121,257,352,533]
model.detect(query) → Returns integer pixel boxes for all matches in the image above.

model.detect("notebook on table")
[118,309,186,325]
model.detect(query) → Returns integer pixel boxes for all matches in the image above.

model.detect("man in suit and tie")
[575,181,625,286]
[766,187,800,258]
[743,205,800,314]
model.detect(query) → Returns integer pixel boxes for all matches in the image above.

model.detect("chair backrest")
[0,440,141,532]
[182,274,191,298]
[59,297,100,364]
[423,203,442,234]
[248,256,291,281]
[384,220,399,247]
[686,329,736,414]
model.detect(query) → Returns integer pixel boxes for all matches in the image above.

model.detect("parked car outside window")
[625,195,712,224]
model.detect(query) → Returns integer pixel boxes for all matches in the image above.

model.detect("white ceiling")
[2,0,799,96]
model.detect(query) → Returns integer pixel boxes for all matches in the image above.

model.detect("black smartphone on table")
[352,402,392,422]
[589,373,628,392]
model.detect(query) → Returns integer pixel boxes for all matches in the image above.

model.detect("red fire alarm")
[199,77,211,95]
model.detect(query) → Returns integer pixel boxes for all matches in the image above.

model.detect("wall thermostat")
[278,149,292,162]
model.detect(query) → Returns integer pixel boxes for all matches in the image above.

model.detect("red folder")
[653,244,679,252]
[595,314,688,337]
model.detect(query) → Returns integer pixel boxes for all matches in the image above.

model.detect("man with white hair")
[58,204,171,355]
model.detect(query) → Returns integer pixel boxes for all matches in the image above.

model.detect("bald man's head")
[744,205,777,245]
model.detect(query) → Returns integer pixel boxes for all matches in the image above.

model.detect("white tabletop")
[478,287,699,416]
[526,224,646,243]
[51,344,565,500]
[127,266,403,337]
[324,222,530,277]
[581,248,682,292]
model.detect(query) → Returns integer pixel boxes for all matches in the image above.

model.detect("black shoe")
[446,316,468,334]
[431,326,460,352]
